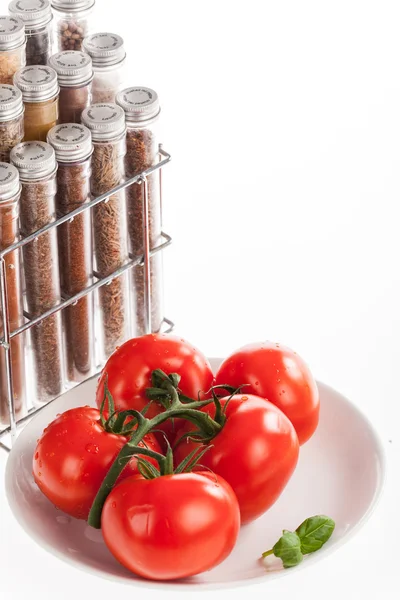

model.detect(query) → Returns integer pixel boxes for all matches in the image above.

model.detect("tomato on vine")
[215,342,319,444]
[102,471,240,580]
[96,334,215,442]
[174,393,299,524]
[33,405,161,520]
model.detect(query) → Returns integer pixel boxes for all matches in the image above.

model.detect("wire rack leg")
[142,175,151,334]
[0,257,17,442]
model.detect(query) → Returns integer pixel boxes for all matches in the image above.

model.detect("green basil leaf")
[273,530,304,568]
[295,515,335,554]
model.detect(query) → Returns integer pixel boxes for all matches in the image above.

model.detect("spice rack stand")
[0,145,173,453]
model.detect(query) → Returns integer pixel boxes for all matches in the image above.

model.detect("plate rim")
[5,371,386,591]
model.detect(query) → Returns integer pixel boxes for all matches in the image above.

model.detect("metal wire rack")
[0,145,173,452]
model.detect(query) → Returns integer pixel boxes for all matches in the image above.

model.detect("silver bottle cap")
[14,65,59,102]
[49,51,93,87]
[47,123,92,162]
[0,162,20,202]
[82,32,125,67]
[116,87,160,124]
[0,84,23,121]
[81,103,125,141]
[10,141,57,180]
[8,0,52,29]
[51,0,95,11]
[0,15,25,50]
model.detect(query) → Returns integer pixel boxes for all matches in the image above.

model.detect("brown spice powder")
[0,200,25,424]
[56,161,93,381]
[20,178,64,400]
[91,141,129,359]
[125,128,163,334]
[58,85,91,124]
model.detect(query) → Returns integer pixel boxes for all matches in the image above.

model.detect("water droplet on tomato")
[282,390,286,394]
[39,460,42,468]
[255,381,259,386]
[112,501,117,508]
[34,452,39,460]
[85,443,99,454]
[38,472,42,477]
[241,396,248,401]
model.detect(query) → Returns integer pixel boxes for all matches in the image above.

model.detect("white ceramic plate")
[5,359,385,590]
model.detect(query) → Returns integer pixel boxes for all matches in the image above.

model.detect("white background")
[1,0,400,598]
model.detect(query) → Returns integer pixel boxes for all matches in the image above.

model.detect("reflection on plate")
[5,359,385,590]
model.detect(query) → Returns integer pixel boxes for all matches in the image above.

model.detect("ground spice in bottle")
[81,103,130,363]
[14,65,59,142]
[82,33,126,104]
[10,141,65,402]
[8,0,53,66]
[0,162,25,425]
[47,123,94,382]
[52,0,95,52]
[0,84,24,162]
[0,15,26,85]
[116,87,164,335]
[49,50,93,124]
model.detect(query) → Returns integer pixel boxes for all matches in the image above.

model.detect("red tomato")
[174,394,299,524]
[215,342,319,445]
[101,472,240,580]
[96,334,214,442]
[33,406,161,520]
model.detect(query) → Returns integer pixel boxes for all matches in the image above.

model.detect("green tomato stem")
[87,421,152,528]
[261,549,274,558]
[87,373,223,529]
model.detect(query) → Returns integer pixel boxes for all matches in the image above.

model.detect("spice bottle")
[116,87,163,335]
[0,84,24,162]
[0,162,25,425]
[49,50,92,123]
[0,16,26,85]
[8,0,53,66]
[52,0,95,53]
[0,15,26,85]
[14,64,59,141]
[81,103,130,362]
[82,33,126,104]
[10,141,64,402]
[47,123,94,382]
